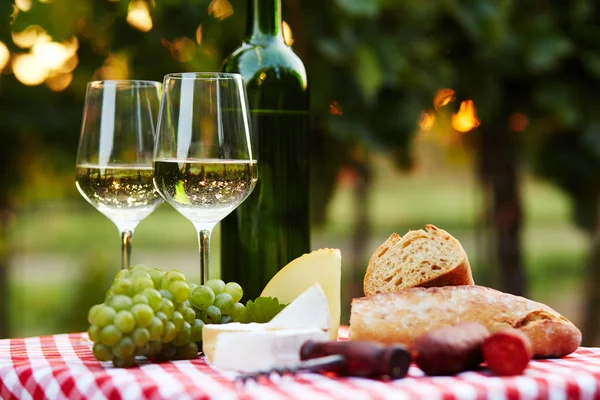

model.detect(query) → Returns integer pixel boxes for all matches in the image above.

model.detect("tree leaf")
[353,46,383,104]
[334,0,379,17]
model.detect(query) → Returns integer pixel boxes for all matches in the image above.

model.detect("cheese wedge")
[269,284,329,331]
[211,328,328,372]
[203,285,330,362]
[202,323,283,363]
[261,249,341,339]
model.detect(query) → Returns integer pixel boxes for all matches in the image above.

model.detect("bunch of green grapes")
[189,279,245,326]
[87,265,245,367]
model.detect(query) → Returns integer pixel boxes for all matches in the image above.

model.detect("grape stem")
[120,229,133,270]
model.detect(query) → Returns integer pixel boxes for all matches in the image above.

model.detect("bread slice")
[363,224,473,296]
[349,285,581,358]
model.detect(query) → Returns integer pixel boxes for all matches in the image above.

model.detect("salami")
[482,328,533,376]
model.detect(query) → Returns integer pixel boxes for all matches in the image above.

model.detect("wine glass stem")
[195,223,216,284]
[121,229,133,270]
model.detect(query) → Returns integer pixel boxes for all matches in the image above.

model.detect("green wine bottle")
[220,0,309,300]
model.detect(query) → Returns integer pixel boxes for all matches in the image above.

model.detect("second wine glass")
[153,72,257,284]
[76,80,163,270]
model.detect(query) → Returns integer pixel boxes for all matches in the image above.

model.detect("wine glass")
[153,72,257,284]
[76,80,163,270]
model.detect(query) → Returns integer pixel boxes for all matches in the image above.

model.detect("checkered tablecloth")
[1,326,600,400]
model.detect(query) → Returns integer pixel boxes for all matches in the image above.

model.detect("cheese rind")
[211,329,328,372]
[261,249,341,339]
[269,284,330,331]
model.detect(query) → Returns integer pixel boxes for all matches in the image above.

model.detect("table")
[1,327,600,400]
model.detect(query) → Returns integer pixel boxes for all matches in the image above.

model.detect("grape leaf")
[234,297,286,323]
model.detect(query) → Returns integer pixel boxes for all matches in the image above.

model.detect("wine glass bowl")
[76,80,163,269]
[153,159,257,223]
[75,165,162,224]
[153,72,256,284]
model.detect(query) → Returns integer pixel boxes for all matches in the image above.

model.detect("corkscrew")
[236,340,411,382]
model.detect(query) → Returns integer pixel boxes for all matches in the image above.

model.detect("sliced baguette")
[349,285,581,358]
[364,225,473,296]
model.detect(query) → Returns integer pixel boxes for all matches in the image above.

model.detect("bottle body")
[220,1,310,300]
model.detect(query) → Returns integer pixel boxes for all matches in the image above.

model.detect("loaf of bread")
[349,285,581,358]
[363,225,473,296]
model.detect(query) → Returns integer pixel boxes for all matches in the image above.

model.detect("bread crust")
[349,285,581,358]
[364,225,474,296]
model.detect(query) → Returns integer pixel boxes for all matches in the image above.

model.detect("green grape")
[114,310,135,333]
[149,268,166,289]
[183,307,196,324]
[92,305,116,327]
[88,325,100,342]
[132,294,149,305]
[108,295,133,312]
[115,269,129,280]
[142,288,162,311]
[113,336,135,358]
[132,327,150,347]
[218,315,232,324]
[148,317,164,341]
[158,298,174,319]
[190,319,204,342]
[175,300,190,314]
[189,283,199,293]
[229,302,245,321]
[93,343,113,362]
[100,324,122,347]
[224,282,243,303]
[168,280,190,304]
[171,311,184,331]
[131,304,154,327]
[190,286,215,311]
[176,341,198,360]
[130,264,149,271]
[128,268,151,280]
[205,279,225,295]
[201,305,221,324]
[133,277,154,294]
[146,340,162,357]
[194,308,203,320]
[135,344,149,356]
[113,355,136,368]
[174,321,191,346]
[214,293,234,315]
[159,289,175,303]
[155,311,168,325]
[161,270,186,290]
[162,321,177,343]
[88,304,102,324]
[158,343,177,360]
[111,279,133,296]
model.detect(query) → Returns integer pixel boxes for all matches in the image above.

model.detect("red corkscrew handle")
[300,340,411,379]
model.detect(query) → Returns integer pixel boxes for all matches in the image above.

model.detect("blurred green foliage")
[1,0,599,217]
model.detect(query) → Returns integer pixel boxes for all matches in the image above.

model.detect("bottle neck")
[245,0,284,44]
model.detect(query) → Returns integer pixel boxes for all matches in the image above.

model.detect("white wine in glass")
[75,165,161,223]
[153,159,257,223]
[76,80,163,269]
[153,72,256,284]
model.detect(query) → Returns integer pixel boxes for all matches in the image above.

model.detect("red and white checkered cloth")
[1,326,600,400]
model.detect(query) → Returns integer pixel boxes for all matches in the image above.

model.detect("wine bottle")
[220,0,309,300]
